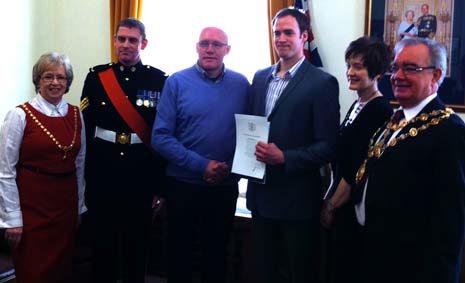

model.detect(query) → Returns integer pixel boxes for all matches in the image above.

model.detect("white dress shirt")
[0,94,87,228]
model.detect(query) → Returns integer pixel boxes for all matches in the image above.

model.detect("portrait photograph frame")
[365,0,465,111]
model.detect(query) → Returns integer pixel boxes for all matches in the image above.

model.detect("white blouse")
[0,94,87,228]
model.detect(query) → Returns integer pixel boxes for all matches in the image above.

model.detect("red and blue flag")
[294,0,323,67]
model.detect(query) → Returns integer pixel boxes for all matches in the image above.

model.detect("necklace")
[21,104,78,160]
[355,107,453,184]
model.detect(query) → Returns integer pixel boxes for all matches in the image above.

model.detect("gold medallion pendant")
[61,146,73,160]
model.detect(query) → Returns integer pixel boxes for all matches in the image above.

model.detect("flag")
[294,0,323,67]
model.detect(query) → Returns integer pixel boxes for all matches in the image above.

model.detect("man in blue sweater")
[152,27,250,283]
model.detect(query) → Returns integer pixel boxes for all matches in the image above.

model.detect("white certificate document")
[231,114,270,181]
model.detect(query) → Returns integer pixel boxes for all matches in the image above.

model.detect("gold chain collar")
[355,107,454,184]
[21,104,78,160]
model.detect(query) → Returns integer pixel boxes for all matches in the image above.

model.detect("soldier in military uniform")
[417,3,437,39]
[80,18,167,283]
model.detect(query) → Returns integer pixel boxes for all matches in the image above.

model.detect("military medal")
[136,90,146,107]
[149,91,160,108]
[136,92,144,106]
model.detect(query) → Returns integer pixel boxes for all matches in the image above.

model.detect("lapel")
[268,60,311,120]
[256,66,275,116]
[340,100,358,130]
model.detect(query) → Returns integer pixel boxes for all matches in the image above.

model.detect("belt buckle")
[115,132,131,144]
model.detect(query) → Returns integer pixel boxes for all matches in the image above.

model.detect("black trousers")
[326,203,362,283]
[89,190,153,283]
[252,211,320,283]
[165,179,238,283]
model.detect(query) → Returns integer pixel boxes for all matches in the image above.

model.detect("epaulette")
[89,62,114,73]
[143,64,168,77]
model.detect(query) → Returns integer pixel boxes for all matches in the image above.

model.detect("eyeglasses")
[197,40,228,49]
[389,64,436,74]
[41,74,67,83]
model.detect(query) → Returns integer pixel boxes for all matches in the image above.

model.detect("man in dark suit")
[246,8,340,283]
[355,37,465,283]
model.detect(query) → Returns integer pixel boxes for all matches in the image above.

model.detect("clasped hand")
[203,160,229,185]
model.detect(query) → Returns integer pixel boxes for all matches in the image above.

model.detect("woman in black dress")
[321,36,393,283]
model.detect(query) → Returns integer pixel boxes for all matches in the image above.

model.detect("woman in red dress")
[0,52,86,283]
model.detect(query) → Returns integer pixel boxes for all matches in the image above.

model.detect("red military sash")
[98,68,152,148]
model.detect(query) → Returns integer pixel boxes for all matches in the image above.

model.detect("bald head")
[199,27,228,44]
[196,27,231,78]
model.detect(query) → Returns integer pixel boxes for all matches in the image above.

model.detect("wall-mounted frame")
[365,0,465,111]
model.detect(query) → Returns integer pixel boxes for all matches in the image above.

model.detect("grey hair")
[394,37,447,85]
[32,52,74,93]
[404,9,414,18]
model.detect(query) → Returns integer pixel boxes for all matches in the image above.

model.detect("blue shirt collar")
[195,62,226,83]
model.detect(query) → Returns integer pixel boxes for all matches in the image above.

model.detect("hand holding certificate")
[231,114,270,182]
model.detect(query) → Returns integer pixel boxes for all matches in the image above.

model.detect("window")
[141,0,270,82]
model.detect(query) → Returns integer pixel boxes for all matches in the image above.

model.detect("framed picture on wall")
[365,0,465,111]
